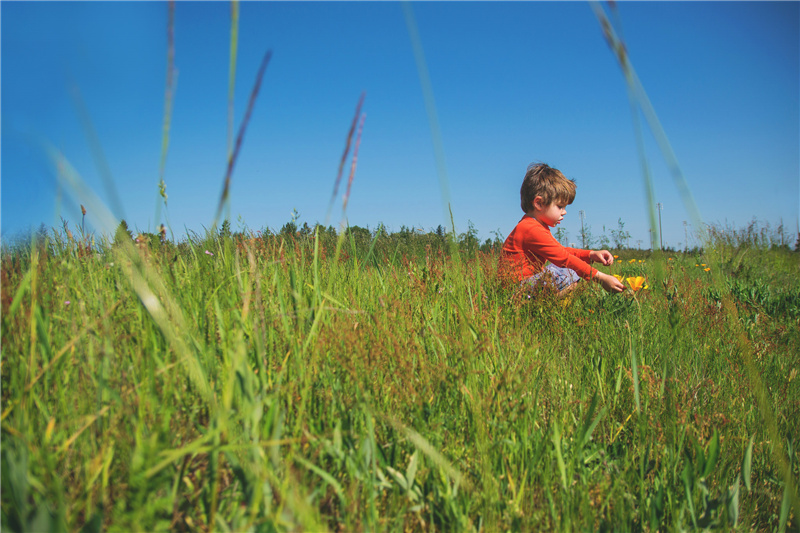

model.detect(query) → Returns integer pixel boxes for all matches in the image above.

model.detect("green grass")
[3,3,798,529]
[2,227,798,531]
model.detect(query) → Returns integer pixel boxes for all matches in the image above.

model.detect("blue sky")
[2,1,798,250]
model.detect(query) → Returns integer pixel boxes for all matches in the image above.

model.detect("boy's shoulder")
[506,216,555,248]
[513,215,547,233]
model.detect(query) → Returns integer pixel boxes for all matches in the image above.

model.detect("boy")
[502,163,625,295]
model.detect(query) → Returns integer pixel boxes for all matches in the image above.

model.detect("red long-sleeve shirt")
[502,215,597,282]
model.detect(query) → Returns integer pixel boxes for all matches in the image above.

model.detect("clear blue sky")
[3,1,798,250]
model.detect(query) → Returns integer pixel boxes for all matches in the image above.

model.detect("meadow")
[3,1,799,529]
[1,220,798,531]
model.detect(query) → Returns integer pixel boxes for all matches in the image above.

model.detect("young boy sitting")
[502,163,625,295]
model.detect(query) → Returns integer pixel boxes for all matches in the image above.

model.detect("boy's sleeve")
[565,246,593,262]
[532,236,597,280]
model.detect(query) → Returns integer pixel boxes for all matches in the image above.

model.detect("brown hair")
[519,162,577,213]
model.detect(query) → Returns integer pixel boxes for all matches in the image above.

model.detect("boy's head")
[520,162,577,213]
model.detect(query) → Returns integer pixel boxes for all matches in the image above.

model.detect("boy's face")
[533,197,567,227]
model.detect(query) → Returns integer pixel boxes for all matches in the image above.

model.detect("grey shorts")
[523,264,581,292]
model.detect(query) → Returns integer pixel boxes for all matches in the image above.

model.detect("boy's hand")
[589,250,614,266]
[595,272,625,293]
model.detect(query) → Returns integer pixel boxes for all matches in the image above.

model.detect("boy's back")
[503,162,625,294]
[502,215,595,282]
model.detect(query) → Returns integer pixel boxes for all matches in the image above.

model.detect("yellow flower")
[629,259,636,264]
[638,260,643,263]
[701,263,707,267]
[626,276,646,292]
[695,264,700,267]
[704,267,711,272]
[613,274,624,282]
[613,255,619,259]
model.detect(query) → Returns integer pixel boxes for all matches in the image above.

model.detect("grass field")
[1,223,799,531]
[3,2,799,529]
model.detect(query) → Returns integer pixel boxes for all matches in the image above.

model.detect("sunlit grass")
[2,225,798,531]
[1,1,798,531]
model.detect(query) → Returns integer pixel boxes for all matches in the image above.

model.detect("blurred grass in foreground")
[1,224,798,531]
[2,1,799,530]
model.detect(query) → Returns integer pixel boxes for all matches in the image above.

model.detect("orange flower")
[613,255,619,259]
[628,259,636,264]
[626,276,646,292]
[704,267,711,272]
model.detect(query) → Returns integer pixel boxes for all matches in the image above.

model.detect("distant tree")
[580,223,594,249]
[480,238,499,253]
[554,227,568,246]
[346,225,371,243]
[490,228,505,248]
[279,221,298,237]
[459,220,479,253]
[219,219,232,240]
[597,225,610,249]
[115,219,133,245]
[611,218,631,249]
[36,223,49,244]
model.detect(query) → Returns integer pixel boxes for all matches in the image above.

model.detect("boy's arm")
[527,232,597,280]
[593,270,625,293]
[563,247,614,266]
[572,248,622,291]
[588,249,615,266]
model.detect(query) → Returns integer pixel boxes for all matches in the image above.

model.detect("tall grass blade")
[227,0,239,160]
[743,434,754,491]
[590,1,705,243]
[341,112,366,215]
[594,5,800,515]
[402,2,453,235]
[359,224,383,274]
[702,429,720,479]
[552,422,568,492]
[779,478,791,533]
[46,146,120,236]
[46,145,215,411]
[325,91,365,225]
[727,474,740,527]
[294,455,346,506]
[384,414,465,488]
[67,78,125,222]
[630,325,640,414]
[6,268,32,321]
[580,394,606,448]
[604,1,659,249]
[214,49,273,227]
[155,0,177,228]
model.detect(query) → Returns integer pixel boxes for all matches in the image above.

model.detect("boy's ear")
[532,196,545,211]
